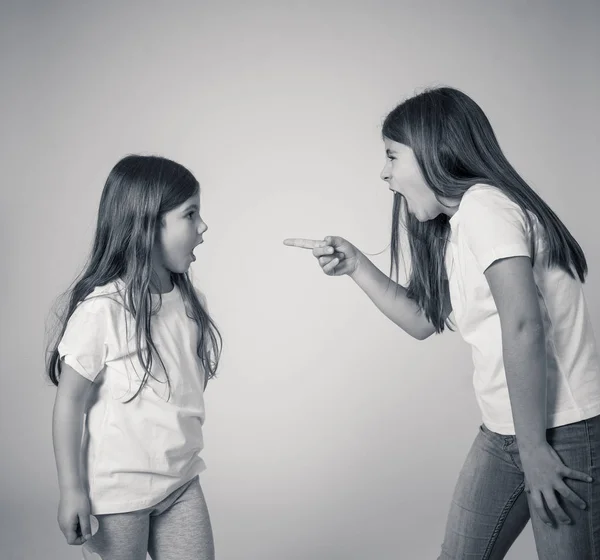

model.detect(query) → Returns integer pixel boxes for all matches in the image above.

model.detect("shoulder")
[460,183,519,212]
[455,185,534,271]
[458,183,529,227]
[77,281,126,316]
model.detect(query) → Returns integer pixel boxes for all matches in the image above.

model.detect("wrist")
[60,487,87,502]
[349,251,367,281]
[58,476,85,495]
[517,437,548,454]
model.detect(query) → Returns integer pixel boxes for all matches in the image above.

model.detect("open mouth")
[190,240,204,262]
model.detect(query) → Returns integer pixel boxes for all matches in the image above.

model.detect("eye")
[186,211,196,220]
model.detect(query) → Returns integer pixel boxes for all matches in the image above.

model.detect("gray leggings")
[83,476,214,560]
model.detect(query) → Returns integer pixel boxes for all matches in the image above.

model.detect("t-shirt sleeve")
[460,187,532,273]
[57,297,111,382]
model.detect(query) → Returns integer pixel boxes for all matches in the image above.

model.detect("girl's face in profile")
[155,191,207,275]
[381,138,451,222]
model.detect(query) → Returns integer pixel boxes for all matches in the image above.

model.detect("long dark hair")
[382,87,587,333]
[46,155,222,401]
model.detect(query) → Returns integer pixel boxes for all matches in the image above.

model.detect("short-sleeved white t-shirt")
[58,280,209,514]
[445,184,600,435]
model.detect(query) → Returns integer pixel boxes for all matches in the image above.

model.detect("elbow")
[506,318,545,338]
[502,319,546,350]
[412,326,436,341]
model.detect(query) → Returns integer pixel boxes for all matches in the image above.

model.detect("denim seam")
[586,419,598,559]
[507,449,521,472]
[482,481,525,560]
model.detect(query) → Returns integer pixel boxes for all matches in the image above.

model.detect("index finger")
[283,238,325,249]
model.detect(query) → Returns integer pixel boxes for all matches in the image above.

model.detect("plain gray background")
[1,1,599,559]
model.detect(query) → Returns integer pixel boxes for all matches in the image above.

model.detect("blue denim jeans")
[439,414,600,559]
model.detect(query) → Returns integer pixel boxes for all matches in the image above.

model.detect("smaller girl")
[47,155,222,560]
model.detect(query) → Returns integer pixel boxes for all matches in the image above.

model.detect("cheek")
[161,227,189,254]
[392,160,417,186]
[180,223,199,249]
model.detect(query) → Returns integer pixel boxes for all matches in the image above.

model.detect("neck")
[150,266,173,294]
[438,196,461,219]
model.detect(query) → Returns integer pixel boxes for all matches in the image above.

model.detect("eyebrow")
[386,149,397,156]
[181,203,199,213]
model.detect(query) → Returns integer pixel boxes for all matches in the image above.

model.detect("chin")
[410,210,422,222]
[169,264,190,274]
[414,209,434,222]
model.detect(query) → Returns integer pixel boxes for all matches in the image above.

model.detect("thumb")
[79,512,93,541]
[325,236,346,250]
[548,445,565,465]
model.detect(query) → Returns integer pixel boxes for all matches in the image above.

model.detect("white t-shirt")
[445,183,600,435]
[58,281,208,514]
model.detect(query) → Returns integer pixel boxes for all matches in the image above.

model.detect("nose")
[198,220,208,236]
[380,163,390,182]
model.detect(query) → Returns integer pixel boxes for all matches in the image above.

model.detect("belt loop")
[502,435,515,449]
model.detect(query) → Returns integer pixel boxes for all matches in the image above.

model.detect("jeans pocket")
[480,423,516,449]
[479,423,493,436]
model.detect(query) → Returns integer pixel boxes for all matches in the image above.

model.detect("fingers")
[555,482,587,511]
[313,245,345,259]
[283,238,326,250]
[283,236,348,250]
[64,516,84,545]
[313,245,334,257]
[550,445,593,483]
[79,513,93,542]
[543,491,571,525]
[61,512,93,545]
[529,490,552,526]
[319,251,346,269]
[285,237,345,269]
[324,235,340,246]
[64,522,78,545]
[562,467,594,483]
[531,486,583,527]
[322,257,340,275]
[284,235,348,276]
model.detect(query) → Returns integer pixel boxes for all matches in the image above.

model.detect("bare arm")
[52,363,95,544]
[350,252,449,340]
[284,236,450,340]
[485,256,548,449]
[485,256,591,524]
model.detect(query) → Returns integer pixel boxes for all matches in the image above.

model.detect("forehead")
[176,191,201,210]
[384,138,406,153]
